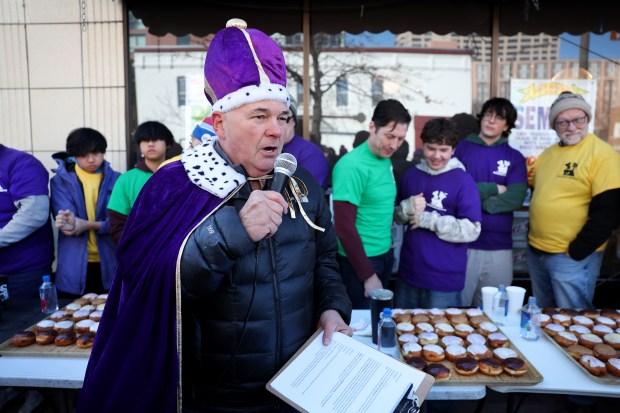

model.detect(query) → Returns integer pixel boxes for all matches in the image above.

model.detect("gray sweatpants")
[461,249,513,307]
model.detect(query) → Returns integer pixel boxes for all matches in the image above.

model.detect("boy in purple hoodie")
[455,98,527,307]
[394,118,482,308]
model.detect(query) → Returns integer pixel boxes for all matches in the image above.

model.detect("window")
[372,77,383,106]
[606,62,616,77]
[589,62,599,76]
[477,83,489,103]
[296,83,303,106]
[501,64,511,79]
[177,76,186,106]
[476,64,488,81]
[535,64,546,79]
[336,78,348,106]
[177,35,190,46]
[129,35,146,51]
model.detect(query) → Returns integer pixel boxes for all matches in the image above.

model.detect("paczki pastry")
[424,363,451,380]
[434,323,455,337]
[445,345,467,362]
[606,358,620,378]
[578,333,603,349]
[422,344,445,362]
[406,356,427,371]
[55,332,77,346]
[398,333,418,346]
[493,347,518,361]
[543,323,565,337]
[36,330,58,345]
[396,322,414,335]
[579,355,606,376]
[454,323,474,338]
[35,320,55,333]
[418,332,439,346]
[567,344,593,360]
[467,344,491,360]
[603,333,620,350]
[502,357,528,376]
[554,331,578,347]
[478,357,503,376]
[10,331,36,347]
[402,342,422,359]
[76,333,96,349]
[440,335,464,348]
[454,356,479,376]
[488,332,508,348]
[592,343,616,362]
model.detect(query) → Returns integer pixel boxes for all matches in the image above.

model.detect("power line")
[558,35,620,66]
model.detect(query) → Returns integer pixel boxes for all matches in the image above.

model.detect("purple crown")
[204,18,290,113]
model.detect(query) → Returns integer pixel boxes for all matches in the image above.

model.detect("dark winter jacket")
[180,163,351,412]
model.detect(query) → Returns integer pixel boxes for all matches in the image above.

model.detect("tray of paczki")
[0,293,107,358]
[538,307,620,384]
[392,308,543,385]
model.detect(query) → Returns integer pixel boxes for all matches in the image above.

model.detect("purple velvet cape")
[76,160,226,413]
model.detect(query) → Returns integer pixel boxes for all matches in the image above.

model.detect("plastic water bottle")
[492,284,509,325]
[377,307,397,358]
[39,275,59,314]
[520,296,541,341]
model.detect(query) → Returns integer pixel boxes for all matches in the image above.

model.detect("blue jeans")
[527,246,603,309]
[395,277,462,309]
[337,250,394,309]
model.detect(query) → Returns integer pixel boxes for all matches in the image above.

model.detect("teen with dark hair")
[51,127,119,295]
[108,121,174,243]
[455,97,527,307]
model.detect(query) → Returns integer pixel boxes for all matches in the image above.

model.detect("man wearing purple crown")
[77,19,352,413]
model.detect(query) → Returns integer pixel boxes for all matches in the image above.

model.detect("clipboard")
[267,329,435,413]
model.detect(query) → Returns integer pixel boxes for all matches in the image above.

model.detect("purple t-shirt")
[0,145,54,274]
[397,166,481,292]
[454,139,527,249]
[283,135,328,188]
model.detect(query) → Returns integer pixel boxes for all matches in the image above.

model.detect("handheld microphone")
[271,153,297,193]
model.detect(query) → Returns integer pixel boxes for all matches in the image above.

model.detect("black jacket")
[180,165,351,413]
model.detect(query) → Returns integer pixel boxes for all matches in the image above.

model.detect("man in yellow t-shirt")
[528,92,620,309]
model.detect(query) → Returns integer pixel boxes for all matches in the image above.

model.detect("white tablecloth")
[489,313,620,398]
[1,310,618,400]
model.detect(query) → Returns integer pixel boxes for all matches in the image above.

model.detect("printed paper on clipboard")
[267,329,435,413]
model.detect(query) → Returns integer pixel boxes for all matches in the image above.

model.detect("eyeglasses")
[482,112,506,122]
[555,116,587,130]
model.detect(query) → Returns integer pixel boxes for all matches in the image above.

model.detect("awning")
[125,0,620,37]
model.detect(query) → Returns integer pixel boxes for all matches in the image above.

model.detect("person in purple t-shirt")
[394,118,482,308]
[454,98,527,308]
[281,101,329,188]
[0,145,54,299]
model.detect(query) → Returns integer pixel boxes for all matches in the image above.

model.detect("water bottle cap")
[529,296,537,303]
[382,308,392,316]
[42,275,51,282]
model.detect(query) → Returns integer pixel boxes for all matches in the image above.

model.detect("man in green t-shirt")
[107,121,174,243]
[332,99,412,308]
